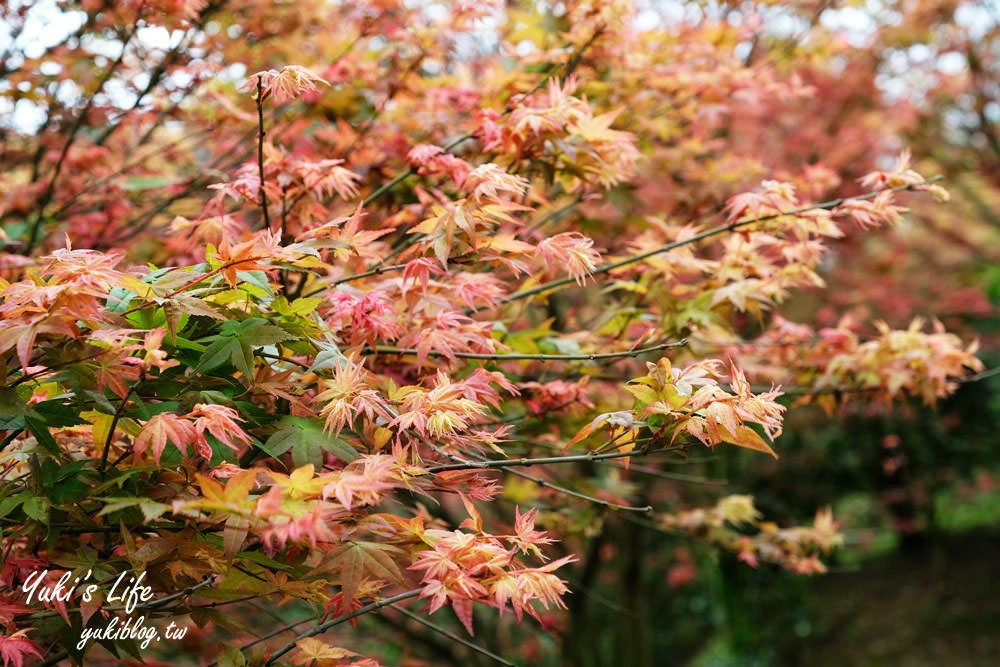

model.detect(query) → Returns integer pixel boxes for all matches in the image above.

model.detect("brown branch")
[367,339,687,362]
[425,446,674,473]
[491,178,945,309]
[255,76,272,232]
[391,604,519,667]
[263,589,423,664]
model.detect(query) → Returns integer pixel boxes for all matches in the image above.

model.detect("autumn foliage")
[0,0,995,665]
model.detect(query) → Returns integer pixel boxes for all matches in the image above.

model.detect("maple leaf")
[178,470,258,521]
[0,596,34,627]
[297,205,393,259]
[324,289,402,347]
[170,213,247,246]
[323,541,406,609]
[535,232,601,284]
[858,149,926,190]
[265,416,358,468]
[289,157,360,200]
[39,244,133,292]
[408,143,444,166]
[566,410,641,449]
[724,180,799,225]
[316,360,388,435]
[0,630,43,667]
[834,191,908,229]
[463,163,529,203]
[267,464,330,499]
[241,65,329,104]
[321,455,408,509]
[188,403,252,458]
[395,310,499,367]
[499,555,576,621]
[211,229,294,287]
[290,639,357,667]
[134,413,197,464]
[508,507,555,559]
[127,328,178,373]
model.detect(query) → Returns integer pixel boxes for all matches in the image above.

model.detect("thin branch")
[958,365,1000,384]
[751,364,1000,397]
[333,262,409,286]
[256,76,272,232]
[46,124,217,222]
[373,610,466,665]
[363,166,417,207]
[368,339,687,362]
[391,603,519,667]
[301,197,581,298]
[603,461,728,485]
[110,127,257,244]
[263,589,423,664]
[190,593,266,610]
[4,351,105,388]
[37,649,68,667]
[491,178,945,309]
[357,50,427,138]
[223,615,312,660]
[98,388,133,478]
[426,447,672,473]
[504,466,653,512]
[513,24,606,105]
[128,575,215,613]
[301,262,410,298]
[419,428,666,512]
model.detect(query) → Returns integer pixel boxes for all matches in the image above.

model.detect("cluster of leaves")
[658,496,842,575]
[0,0,993,665]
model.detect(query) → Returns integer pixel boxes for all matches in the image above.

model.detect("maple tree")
[0,0,995,665]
